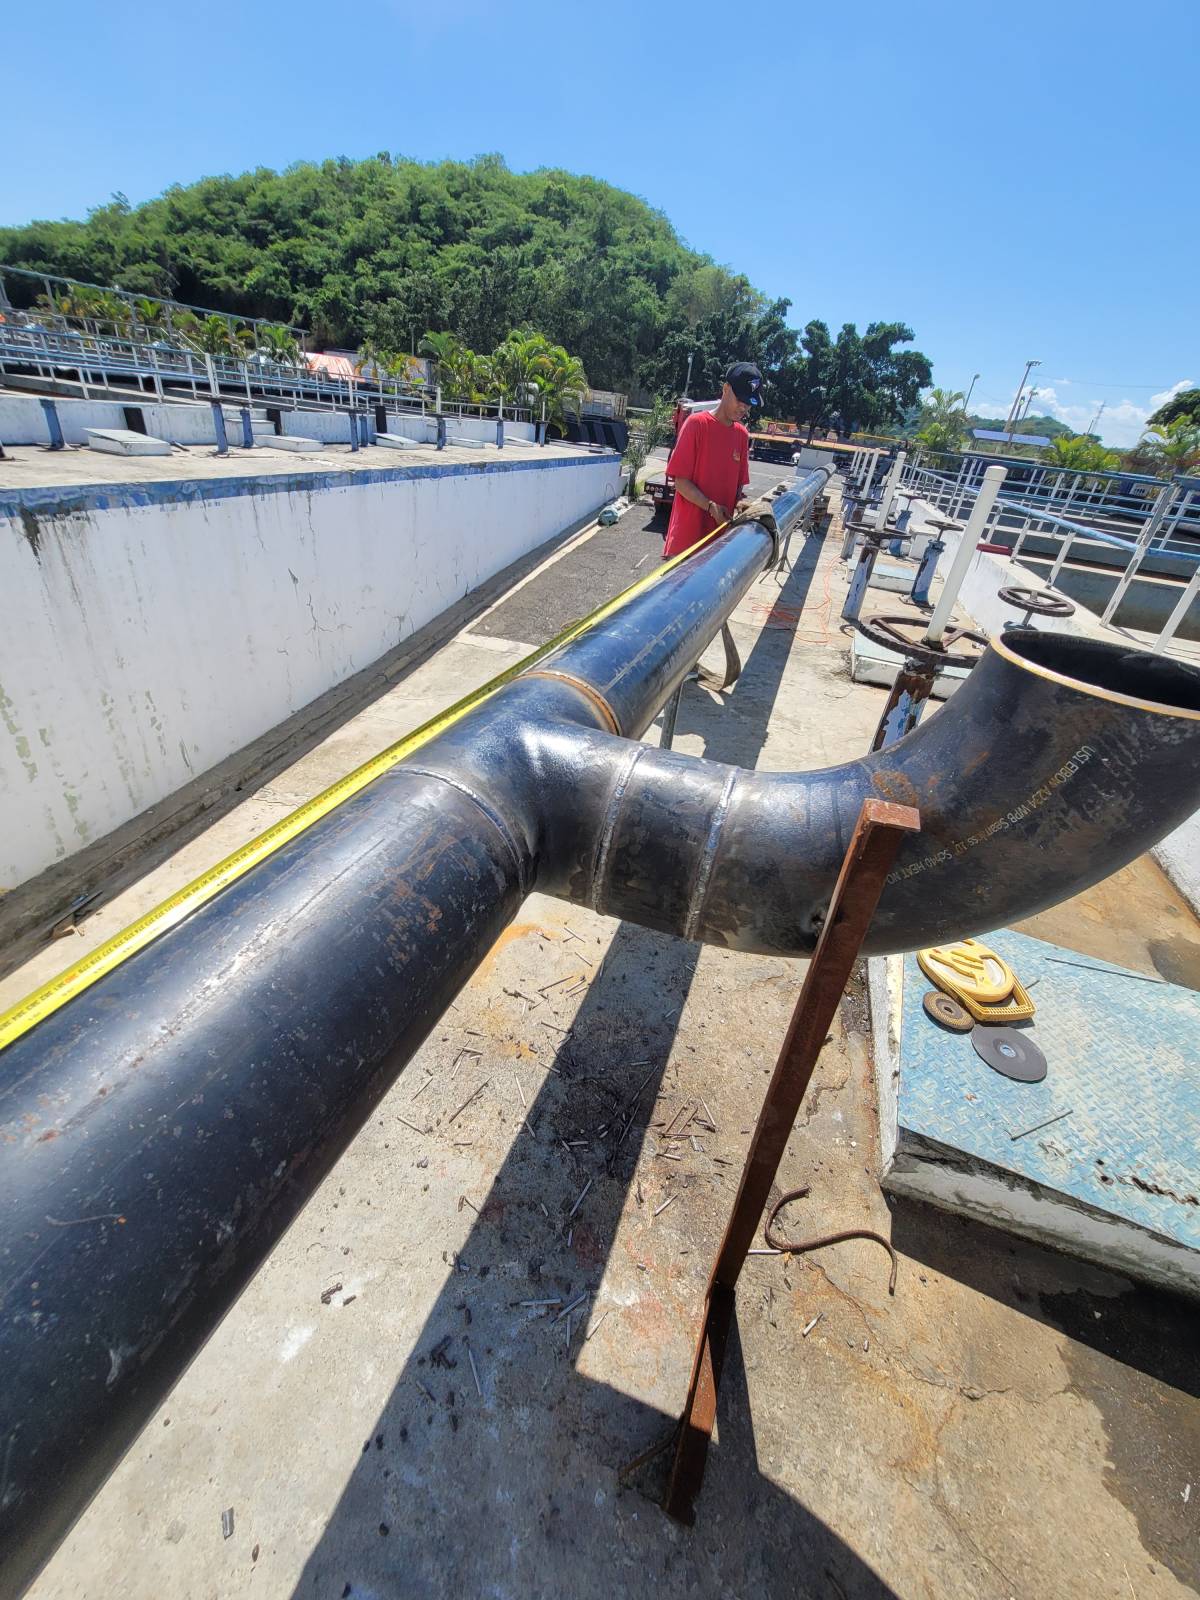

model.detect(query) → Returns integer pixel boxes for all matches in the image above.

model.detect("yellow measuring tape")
[0,521,731,1053]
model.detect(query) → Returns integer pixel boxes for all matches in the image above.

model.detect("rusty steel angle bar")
[664,798,920,1524]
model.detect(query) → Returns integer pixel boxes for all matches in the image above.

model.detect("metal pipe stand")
[853,614,989,750]
[658,622,742,751]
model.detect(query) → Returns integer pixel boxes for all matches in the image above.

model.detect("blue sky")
[3,0,1196,445]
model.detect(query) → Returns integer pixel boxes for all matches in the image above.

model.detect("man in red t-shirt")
[663,362,762,558]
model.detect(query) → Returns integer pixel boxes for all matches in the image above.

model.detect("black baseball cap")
[725,362,763,406]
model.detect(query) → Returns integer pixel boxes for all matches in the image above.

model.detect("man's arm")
[674,476,730,524]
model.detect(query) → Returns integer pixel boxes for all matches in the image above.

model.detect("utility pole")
[1019,387,1039,423]
[1003,359,1041,442]
[1085,401,1106,441]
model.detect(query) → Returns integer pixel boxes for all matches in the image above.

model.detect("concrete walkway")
[14,471,1200,1600]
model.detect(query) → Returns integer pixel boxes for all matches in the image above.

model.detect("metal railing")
[0,319,532,424]
[900,461,1200,657]
[911,446,1200,536]
[0,263,308,348]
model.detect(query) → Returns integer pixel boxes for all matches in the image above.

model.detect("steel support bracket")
[663,798,920,1523]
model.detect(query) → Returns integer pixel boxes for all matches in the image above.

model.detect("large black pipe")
[3,469,1200,1591]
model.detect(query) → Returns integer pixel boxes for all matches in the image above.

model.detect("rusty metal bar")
[663,798,920,1523]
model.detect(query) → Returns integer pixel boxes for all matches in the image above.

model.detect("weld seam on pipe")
[523,669,622,735]
[590,744,646,917]
[683,767,739,942]
[399,767,528,891]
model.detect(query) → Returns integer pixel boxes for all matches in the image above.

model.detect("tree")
[0,152,933,404]
[1042,435,1121,471]
[1139,417,1200,478]
[623,394,675,498]
[779,320,932,436]
[259,323,300,366]
[1147,389,1200,429]
[176,312,235,357]
[914,387,969,453]
[418,329,469,396]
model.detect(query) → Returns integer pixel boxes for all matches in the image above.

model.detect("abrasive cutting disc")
[922,990,973,1033]
[971,1026,1047,1082]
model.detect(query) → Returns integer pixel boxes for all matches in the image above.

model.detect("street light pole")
[1085,401,1106,440]
[684,351,694,400]
[964,372,980,412]
[1003,359,1041,443]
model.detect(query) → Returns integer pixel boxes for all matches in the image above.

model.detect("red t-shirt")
[663,411,751,557]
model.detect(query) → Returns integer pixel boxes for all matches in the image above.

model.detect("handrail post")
[925,464,1006,646]
[39,398,66,451]
[210,401,229,457]
[1152,562,1200,655]
[1100,484,1173,624]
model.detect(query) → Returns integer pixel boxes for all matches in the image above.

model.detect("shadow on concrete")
[889,1194,1200,1399]
[289,533,892,1597]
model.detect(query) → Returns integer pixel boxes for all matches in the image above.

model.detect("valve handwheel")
[854,613,988,670]
[997,585,1076,619]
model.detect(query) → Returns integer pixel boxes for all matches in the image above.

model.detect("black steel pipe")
[4,465,1200,1591]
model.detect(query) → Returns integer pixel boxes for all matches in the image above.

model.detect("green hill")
[970,413,1075,440]
[0,154,722,392]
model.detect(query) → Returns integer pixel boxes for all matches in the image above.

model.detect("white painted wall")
[0,454,621,887]
[0,393,127,445]
[139,403,274,445]
[278,409,365,444]
[934,514,1200,916]
[0,393,273,447]
[0,394,538,449]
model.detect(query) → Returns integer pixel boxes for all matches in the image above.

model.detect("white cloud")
[971,379,1193,448]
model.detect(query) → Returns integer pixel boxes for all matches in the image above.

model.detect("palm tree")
[418,330,464,391]
[259,324,301,367]
[177,313,235,358]
[623,394,674,498]
[914,387,968,454]
[538,344,589,433]
[355,340,383,381]
[1140,417,1200,479]
[1043,435,1120,472]
[418,331,493,402]
[491,330,552,406]
[384,351,419,388]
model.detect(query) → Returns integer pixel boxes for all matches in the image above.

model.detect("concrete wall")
[0,394,535,452]
[278,409,368,444]
[0,452,621,888]
[1,393,128,445]
[379,412,536,446]
[0,393,272,448]
[936,519,1200,915]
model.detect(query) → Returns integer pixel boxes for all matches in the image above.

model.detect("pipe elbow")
[530,629,1200,958]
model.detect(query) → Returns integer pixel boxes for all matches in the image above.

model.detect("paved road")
[471,450,803,648]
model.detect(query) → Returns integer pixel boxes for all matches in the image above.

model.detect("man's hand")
[707,500,731,523]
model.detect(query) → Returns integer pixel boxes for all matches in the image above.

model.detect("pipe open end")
[994,627,1200,719]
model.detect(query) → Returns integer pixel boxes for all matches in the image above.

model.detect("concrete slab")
[868,554,917,593]
[10,469,1200,1600]
[881,928,1200,1297]
[84,427,173,456]
[373,432,419,450]
[260,433,320,452]
[0,435,591,491]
